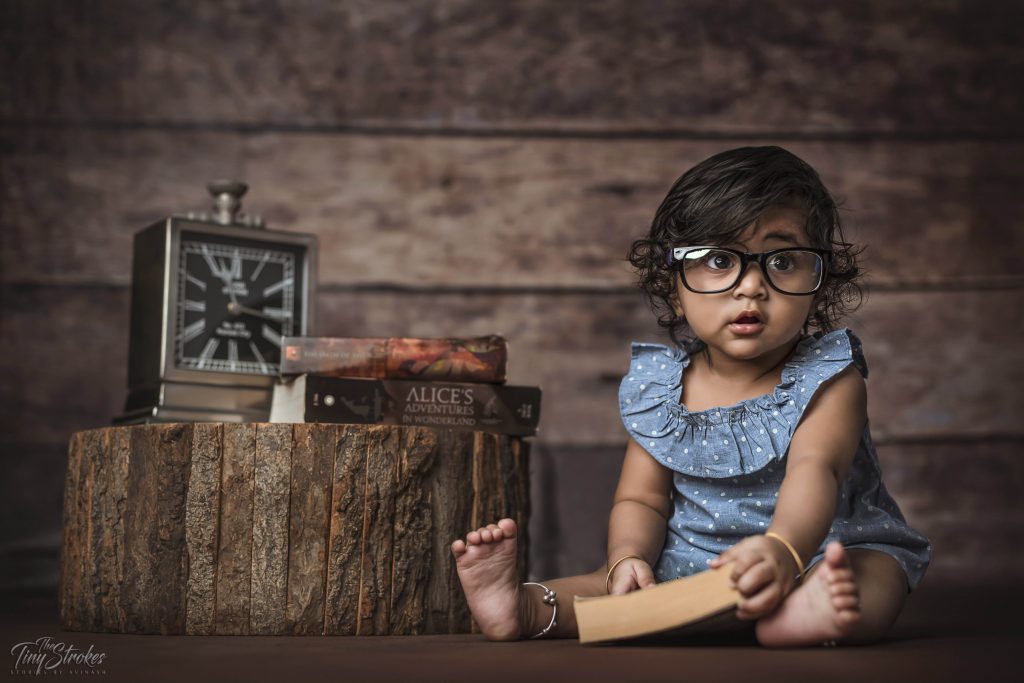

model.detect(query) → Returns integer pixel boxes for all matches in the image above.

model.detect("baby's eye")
[702,250,736,271]
[767,253,795,271]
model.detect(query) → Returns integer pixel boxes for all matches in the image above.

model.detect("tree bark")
[59,423,530,635]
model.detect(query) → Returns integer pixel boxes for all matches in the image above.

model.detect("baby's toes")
[451,539,467,555]
[831,593,859,611]
[479,527,495,543]
[496,518,518,536]
[466,530,482,545]
[829,567,855,584]
[836,603,862,626]
[829,578,858,597]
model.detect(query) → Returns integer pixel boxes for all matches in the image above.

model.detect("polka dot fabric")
[618,328,931,591]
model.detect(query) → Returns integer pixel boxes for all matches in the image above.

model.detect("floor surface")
[2,582,1020,682]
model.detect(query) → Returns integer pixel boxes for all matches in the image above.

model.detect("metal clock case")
[119,181,317,424]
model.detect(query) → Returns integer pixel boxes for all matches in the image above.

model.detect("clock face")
[175,231,306,375]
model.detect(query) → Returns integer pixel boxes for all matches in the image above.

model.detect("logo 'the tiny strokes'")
[10,636,107,676]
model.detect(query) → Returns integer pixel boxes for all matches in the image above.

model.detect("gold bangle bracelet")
[764,531,806,583]
[605,554,643,594]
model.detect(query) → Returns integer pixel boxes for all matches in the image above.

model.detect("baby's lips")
[730,309,764,323]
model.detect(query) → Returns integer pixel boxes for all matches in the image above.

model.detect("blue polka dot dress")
[619,327,932,591]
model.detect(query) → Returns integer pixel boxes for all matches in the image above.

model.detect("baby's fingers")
[635,562,658,590]
[709,552,732,570]
[609,579,629,595]
[609,570,638,596]
[736,582,783,620]
[735,560,773,597]
[726,552,763,586]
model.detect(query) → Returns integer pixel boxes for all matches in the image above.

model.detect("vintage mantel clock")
[117,181,317,423]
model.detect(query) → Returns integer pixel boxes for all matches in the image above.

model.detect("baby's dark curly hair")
[628,146,864,353]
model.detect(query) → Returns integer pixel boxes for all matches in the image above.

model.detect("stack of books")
[269,335,541,436]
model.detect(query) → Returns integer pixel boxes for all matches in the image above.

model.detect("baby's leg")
[832,548,907,643]
[451,518,606,640]
[756,543,907,647]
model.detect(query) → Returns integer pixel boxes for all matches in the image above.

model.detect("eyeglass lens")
[679,248,824,294]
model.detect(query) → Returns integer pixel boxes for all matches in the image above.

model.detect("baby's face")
[672,205,819,361]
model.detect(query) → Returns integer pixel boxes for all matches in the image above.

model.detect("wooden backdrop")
[1,0,1022,591]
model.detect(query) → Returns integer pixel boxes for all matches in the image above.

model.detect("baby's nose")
[734,261,769,294]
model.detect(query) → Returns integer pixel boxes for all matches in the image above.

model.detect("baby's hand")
[709,535,798,620]
[607,556,658,595]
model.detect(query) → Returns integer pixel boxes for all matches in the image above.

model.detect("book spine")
[281,335,508,383]
[300,376,540,436]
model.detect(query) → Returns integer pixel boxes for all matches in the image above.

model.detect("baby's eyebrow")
[765,232,801,244]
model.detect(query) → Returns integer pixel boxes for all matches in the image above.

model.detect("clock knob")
[206,180,265,229]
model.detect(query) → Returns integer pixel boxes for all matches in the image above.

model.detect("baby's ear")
[670,290,684,317]
[812,287,828,309]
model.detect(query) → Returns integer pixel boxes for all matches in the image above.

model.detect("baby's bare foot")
[451,518,525,641]
[755,541,862,647]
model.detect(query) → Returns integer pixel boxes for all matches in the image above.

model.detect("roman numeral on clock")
[250,252,270,281]
[263,277,293,297]
[184,272,207,291]
[200,245,224,280]
[262,324,283,347]
[179,318,206,344]
[250,341,270,374]
[197,338,219,368]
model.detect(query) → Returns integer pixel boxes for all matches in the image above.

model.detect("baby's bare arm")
[606,437,674,571]
[713,365,867,616]
[771,364,867,563]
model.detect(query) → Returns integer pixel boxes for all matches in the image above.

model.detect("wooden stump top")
[60,423,530,635]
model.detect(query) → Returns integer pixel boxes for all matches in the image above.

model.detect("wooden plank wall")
[2,0,1022,591]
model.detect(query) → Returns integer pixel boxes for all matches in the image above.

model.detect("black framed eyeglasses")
[666,245,832,295]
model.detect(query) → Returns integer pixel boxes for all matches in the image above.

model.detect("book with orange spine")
[280,334,508,383]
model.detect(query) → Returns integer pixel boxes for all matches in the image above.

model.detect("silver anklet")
[522,582,557,639]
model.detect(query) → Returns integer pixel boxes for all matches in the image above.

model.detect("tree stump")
[59,423,530,635]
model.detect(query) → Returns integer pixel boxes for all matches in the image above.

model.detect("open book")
[574,563,741,644]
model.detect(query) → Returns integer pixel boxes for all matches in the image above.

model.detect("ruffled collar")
[633,328,854,427]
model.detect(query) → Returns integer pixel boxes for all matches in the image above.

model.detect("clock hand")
[226,301,292,322]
